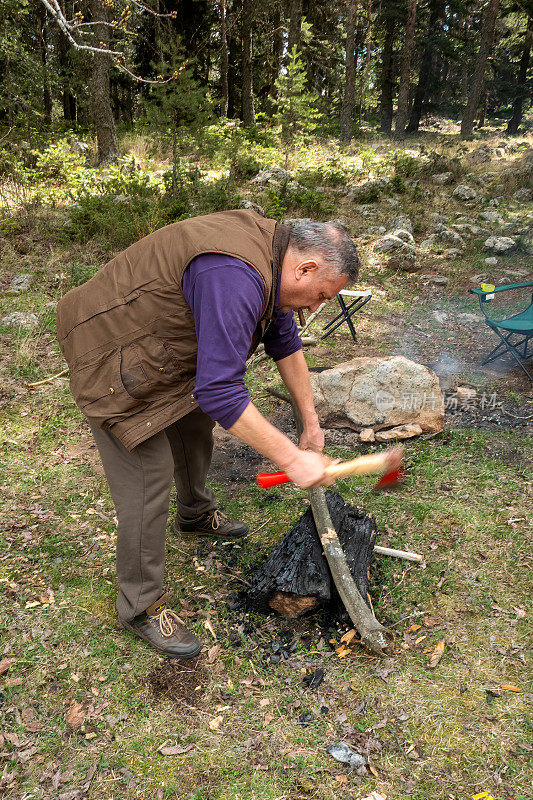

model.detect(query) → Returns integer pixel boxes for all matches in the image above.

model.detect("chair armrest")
[470,282,533,298]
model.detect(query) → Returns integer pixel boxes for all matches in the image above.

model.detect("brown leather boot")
[175,509,249,539]
[120,593,202,659]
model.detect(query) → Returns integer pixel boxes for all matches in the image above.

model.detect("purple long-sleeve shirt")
[182,253,302,429]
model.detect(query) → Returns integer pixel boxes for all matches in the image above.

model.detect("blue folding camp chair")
[469,282,533,381]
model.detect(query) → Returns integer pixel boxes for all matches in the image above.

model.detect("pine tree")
[275,45,319,162]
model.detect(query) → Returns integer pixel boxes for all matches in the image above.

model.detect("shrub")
[34,140,86,182]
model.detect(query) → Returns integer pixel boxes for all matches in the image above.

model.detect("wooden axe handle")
[257,447,403,488]
[325,451,393,480]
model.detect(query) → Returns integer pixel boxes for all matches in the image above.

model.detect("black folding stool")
[321,289,372,342]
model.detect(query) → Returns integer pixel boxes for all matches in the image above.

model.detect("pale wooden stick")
[28,367,69,387]
[373,545,423,563]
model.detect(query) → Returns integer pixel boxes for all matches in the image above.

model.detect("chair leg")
[487,328,533,381]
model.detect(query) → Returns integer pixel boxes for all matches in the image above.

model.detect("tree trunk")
[220,0,229,116]
[340,2,358,141]
[379,12,395,133]
[270,4,284,102]
[357,0,373,123]
[227,27,239,118]
[394,0,418,138]
[460,0,500,138]
[287,0,302,54]
[406,0,443,132]
[241,0,255,125]
[89,0,119,165]
[57,1,77,122]
[36,3,52,126]
[507,15,533,135]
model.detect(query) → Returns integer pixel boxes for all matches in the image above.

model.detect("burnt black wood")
[246,491,378,613]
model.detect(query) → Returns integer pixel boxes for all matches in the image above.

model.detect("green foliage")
[296,156,348,188]
[274,46,320,148]
[34,140,86,182]
[263,181,334,221]
[69,261,99,287]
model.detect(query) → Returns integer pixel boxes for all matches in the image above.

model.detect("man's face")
[278,257,348,314]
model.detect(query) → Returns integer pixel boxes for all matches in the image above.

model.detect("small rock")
[470,274,488,283]
[113,194,131,204]
[420,274,448,286]
[484,257,498,266]
[239,199,265,216]
[433,172,454,185]
[326,742,367,772]
[348,177,391,202]
[1,311,39,328]
[513,187,533,202]
[453,185,478,201]
[429,212,448,224]
[359,427,375,442]
[484,236,517,254]
[431,310,449,323]
[252,167,292,185]
[7,273,33,294]
[388,213,413,232]
[367,225,387,235]
[419,235,438,250]
[439,229,464,248]
[442,248,463,259]
[43,301,58,312]
[392,228,415,244]
[373,234,416,257]
[375,423,423,441]
[478,211,503,224]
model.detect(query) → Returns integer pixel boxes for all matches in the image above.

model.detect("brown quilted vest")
[57,210,289,450]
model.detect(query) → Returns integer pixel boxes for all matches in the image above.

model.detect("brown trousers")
[89,408,216,621]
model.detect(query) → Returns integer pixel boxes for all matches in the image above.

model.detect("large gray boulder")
[309,356,444,433]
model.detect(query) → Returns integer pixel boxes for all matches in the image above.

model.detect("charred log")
[247,492,378,617]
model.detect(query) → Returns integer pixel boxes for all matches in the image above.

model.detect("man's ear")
[295,259,320,279]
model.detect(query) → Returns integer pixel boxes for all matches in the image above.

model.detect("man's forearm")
[228,401,332,488]
[274,349,319,429]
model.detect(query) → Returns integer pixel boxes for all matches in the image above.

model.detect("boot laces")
[155,607,185,638]
[210,509,225,530]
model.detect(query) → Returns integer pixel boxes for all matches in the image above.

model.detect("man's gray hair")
[287,221,359,283]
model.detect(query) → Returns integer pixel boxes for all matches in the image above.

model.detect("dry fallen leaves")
[428,640,445,668]
[501,684,521,693]
[157,743,194,756]
[65,701,86,728]
[0,658,16,676]
[208,715,223,731]
[340,629,357,644]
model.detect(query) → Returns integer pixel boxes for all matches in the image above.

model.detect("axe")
[257,446,404,490]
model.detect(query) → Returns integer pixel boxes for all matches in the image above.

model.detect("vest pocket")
[119,335,183,400]
[69,349,149,423]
